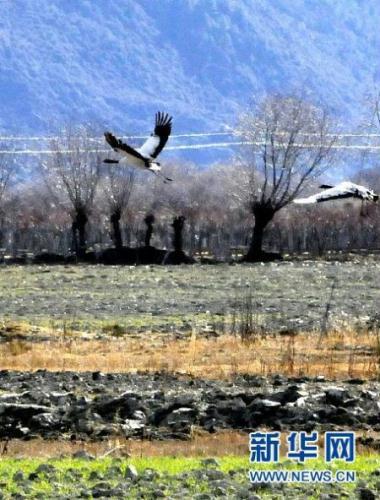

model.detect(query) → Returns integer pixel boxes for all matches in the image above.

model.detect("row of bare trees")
[1,165,380,260]
[0,93,379,261]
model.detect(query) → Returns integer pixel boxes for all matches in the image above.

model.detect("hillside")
[0,0,379,138]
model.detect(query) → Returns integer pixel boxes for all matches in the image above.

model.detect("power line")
[166,142,380,151]
[0,132,234,141]
[1,141,380,155]
[1,131,380,141]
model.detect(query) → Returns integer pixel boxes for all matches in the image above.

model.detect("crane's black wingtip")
[104,131,114,141]
[155,111,173,126]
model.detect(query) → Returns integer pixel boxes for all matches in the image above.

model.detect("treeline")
[1,94,379,262]
[0,161,379,261]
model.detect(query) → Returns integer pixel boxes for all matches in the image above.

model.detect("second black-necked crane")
[293,181,378,216]
[294,181,378,204]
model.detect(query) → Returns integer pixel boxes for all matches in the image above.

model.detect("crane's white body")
[118,153,160,171]
[294,181,379,204]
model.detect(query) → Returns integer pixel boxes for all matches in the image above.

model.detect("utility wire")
[0,132,234,141]
[1,131,380,141]
[1,141,380,155]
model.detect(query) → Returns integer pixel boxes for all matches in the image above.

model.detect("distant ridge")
[0,0,379,140]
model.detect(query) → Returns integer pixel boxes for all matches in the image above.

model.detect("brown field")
[1,325,379,379]
[0,431,247,459]
[1,429,377,459]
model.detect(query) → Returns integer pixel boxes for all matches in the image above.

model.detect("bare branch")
[238,95,337,212]
[42,124,102,217]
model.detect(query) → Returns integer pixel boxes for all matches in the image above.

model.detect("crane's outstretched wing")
[294,183,359,204]
[137,112,172,159]
[104,132,145,161]
[294,181,379,204]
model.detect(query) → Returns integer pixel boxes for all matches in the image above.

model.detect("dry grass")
[1,428,378,459]
[0,430,247,459]
[0,327,378,379]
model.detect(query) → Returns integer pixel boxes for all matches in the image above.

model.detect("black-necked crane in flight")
[294,181,379,204]
[104,112,173,182]
[293,181,378,216]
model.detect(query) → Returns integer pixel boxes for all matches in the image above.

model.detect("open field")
[1,261,379,379]
[0,329,379,379]
[1,259,380,335]
[0,454,379,499]
[1,260,379,498]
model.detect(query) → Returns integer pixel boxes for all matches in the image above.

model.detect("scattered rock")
[35,463,56,475]
[125,464,139,482]
[325,387,349,406]
[13,471,24,482]
[357,487,377,500]
[0,371,379,441]
[201,458,220,467]
[72,450,95,460]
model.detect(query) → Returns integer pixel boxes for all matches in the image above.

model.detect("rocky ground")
[1,260,380,334]
[1,260,380,498]
[0,371,379,443]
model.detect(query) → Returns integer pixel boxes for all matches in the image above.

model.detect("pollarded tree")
[101,162,135,249]
[238,94,336,261]
[43,125,102,258]
[158,162,210,253]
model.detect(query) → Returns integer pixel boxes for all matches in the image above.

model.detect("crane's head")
[367,189,379,202]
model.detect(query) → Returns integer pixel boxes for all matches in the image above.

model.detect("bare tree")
[237,94,336,261]
[0,144,15,248]
[43,125,101,258]
[5,155,380,259]
[101,163,135,249]
[0,144,15,205]
[373,90,380,129]
[158,162,210,253]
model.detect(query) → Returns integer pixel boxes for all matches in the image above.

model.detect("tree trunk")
[172,216,185,252]
[72,206,88,258]
[71,221,78,256]
[110,209,123,249]
[197,229,204,255]
[243,202,276,262]
[189,221,195,255]
[144,214,155,247]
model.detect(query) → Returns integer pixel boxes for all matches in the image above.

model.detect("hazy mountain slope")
[0,0,213,133]
[0,0,379,137]
[142,0,380,122]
